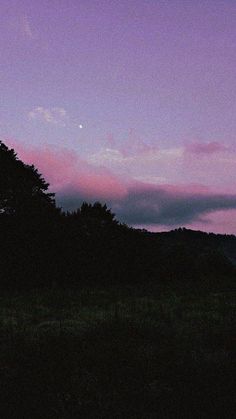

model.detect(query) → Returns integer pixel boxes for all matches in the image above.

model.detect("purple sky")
[1,0,236,233]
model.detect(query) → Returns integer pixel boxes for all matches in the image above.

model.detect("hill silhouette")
[0,140,235,292]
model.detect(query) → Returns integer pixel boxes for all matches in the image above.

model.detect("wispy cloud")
[185,141,228,155]
[28,107,67,125]
[28,106,83,129]
[87,145,182,183]
[22,15,34,39]
[87,141,236,193]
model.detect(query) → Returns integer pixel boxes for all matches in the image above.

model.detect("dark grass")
[0,287,235,418]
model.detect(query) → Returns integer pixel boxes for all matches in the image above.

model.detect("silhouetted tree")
[0,141,62,289]
[0,141,56,218]
[80,202,118,227]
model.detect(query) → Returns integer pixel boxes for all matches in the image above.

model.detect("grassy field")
[0,286,235,418]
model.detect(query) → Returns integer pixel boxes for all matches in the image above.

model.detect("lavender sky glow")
[1,0,236,233]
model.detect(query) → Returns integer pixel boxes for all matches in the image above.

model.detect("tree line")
[0,141,235,292]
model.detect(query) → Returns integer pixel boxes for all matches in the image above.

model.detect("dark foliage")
[0,141,56,218]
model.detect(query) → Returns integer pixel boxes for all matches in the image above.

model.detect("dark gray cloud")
[56,193,85,212]
[57,184,236,228]
[115,188,236,226]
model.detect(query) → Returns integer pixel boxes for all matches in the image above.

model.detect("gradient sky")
[1,0,236,233]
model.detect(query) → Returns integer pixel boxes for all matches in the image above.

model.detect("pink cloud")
[6,140,127,200]
[104,130,159,158]
[183,210,236,235]
[60,170,128,200]
[120,140,159,158]
[185,141,228,154]
[105,133,116,148]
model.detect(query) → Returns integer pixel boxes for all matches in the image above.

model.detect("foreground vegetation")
[0,287,235,418]
[0,141,235,417]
